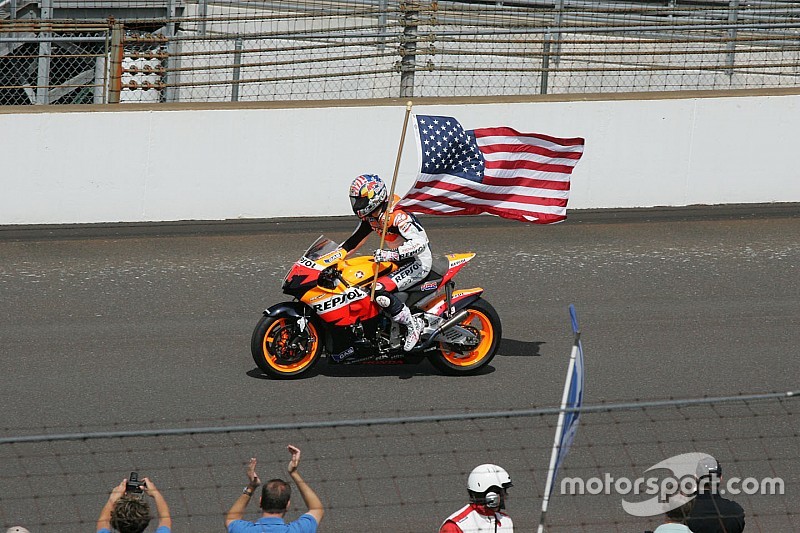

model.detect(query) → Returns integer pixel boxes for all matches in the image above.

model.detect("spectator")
[226,444,324,533]
[686,456,745,533]
[440,464,514,532]
[653,495,695,532]
[96,476,171,533]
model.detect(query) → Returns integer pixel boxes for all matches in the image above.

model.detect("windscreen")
[303,235,340,260]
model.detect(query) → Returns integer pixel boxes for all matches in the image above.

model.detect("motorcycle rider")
[341,174,432,351]
[440,464,514,532]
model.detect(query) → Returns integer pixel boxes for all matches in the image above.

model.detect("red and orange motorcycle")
[251,236,502,378]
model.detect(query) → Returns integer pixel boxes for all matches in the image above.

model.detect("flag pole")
[538,305,583,533]
[371,100,413,301]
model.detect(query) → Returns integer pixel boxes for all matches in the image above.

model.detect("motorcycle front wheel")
[429,298,502,376]
[251,314,322,379]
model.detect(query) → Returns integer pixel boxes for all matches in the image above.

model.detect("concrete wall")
[2,91,799,225]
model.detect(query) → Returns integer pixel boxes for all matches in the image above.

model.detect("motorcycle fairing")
[441,253,476,285]
[420,287,484,317]
[338,256,396,287]
[301,285,379,326]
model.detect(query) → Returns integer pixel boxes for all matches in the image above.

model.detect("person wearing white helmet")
[440,464,514,532]
[341,174,432,352]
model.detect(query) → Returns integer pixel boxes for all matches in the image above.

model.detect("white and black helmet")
[467,464,513,508]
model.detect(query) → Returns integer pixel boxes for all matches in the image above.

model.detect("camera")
[125,472,144,494]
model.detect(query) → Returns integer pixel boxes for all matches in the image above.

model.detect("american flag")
[397,114,585,224]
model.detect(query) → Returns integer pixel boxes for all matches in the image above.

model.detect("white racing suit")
[341,199,431,350]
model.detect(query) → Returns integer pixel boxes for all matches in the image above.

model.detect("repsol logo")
[312,288,365,313]
[393,261,422,283]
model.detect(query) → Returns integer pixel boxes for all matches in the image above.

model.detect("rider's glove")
[373,249,400,263]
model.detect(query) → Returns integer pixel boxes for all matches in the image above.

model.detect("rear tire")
[429,298,502,375]
[250,314,322,379]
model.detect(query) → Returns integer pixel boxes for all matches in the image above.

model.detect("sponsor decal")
[355,270,364,279]
[309,294,325,302]
[331,346,355,362]
[420,281,438,291]
[312,287,366,313]
[322,250,344,265]
[298,257,318,269]
[448,257,469,268]
[391,261,422,284]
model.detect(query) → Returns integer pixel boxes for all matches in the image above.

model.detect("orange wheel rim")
[439,309,494,366]
[261,318,319,372]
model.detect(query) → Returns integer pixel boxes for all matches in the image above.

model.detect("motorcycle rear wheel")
[251,314,322,379]
[429,298,502,375]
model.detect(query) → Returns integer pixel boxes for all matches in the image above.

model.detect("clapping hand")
[287,445,301,474]
[246,457,261,490]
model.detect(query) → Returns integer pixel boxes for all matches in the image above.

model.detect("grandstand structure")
[0,0,798,105]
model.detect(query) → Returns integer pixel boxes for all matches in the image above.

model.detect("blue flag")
[552,304,585,487]
[538,305,585,532]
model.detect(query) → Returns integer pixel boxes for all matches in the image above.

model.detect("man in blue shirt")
[226,445,324,533]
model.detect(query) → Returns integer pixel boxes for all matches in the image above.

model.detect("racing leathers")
[341,196,432,351]
[440,503,514,533]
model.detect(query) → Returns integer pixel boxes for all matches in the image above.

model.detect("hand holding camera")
[125,472,144,494]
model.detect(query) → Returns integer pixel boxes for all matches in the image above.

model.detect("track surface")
[1,207,799,532]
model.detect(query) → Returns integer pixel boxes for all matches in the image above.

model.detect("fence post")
[540,30,551,95]
[725,0,740,76]
[164,0,180,102]
[399,1,418,98]
[231,37,243,102]
[378,0,388,53]
[94,50,106,104]
[199,0,208,36]
[35,0,53,105]
[551,0,565,66]
[108,21,124,104]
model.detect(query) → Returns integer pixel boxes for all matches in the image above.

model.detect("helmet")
[467,464,512,509]
[349,174,387,218]
[468,464,513,493]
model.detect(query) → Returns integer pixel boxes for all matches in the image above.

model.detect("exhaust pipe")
[418,310,468,350]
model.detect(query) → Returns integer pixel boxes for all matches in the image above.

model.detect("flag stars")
[416,115,487,183]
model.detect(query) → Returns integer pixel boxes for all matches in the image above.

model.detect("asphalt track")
[1,205,799,532]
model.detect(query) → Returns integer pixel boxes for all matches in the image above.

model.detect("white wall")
[2,93,799,225]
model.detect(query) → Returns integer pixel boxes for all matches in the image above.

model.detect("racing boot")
[393,305,424,352]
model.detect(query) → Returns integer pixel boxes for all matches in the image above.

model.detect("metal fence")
[1,0,799,105]
[1,391,798,532]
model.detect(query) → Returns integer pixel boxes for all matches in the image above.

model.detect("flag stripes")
[399,115,585,224]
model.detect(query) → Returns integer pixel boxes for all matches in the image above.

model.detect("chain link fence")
[1,0,799,105]
[1,391,798,531]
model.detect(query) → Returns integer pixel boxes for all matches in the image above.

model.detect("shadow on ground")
[247,357,497,380]
[497,338,544,357]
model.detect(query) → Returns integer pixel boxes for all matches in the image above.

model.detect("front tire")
[429,298,502,375]
[250,314,322,379]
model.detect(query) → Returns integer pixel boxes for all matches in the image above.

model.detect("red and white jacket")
[439,503,514,533]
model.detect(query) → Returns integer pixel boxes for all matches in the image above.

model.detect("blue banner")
[551,305,585,487]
